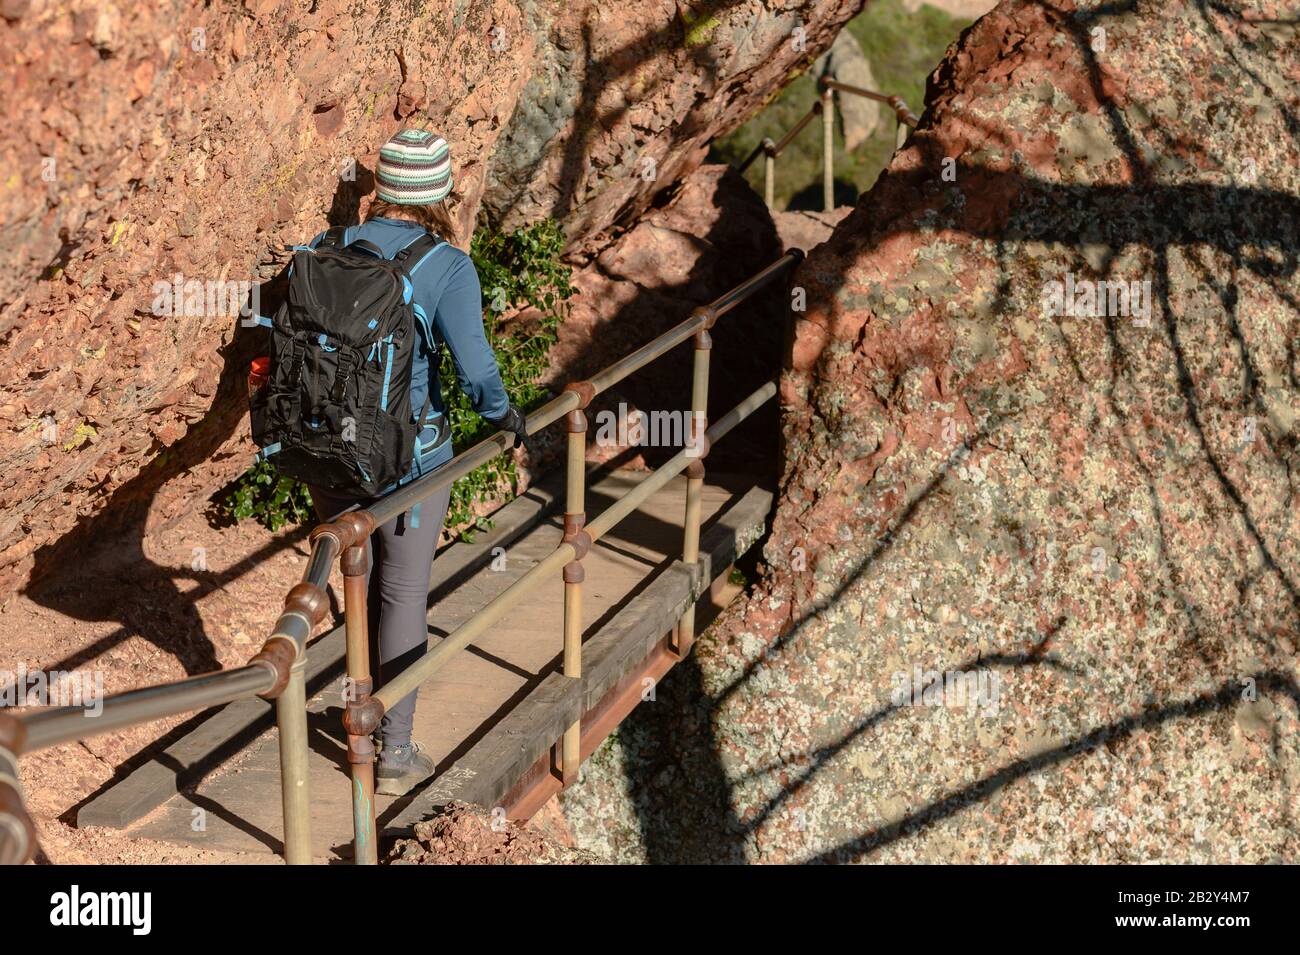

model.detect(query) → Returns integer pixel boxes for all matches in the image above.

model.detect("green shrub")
[448,218,573,536]
[213,460,314,531]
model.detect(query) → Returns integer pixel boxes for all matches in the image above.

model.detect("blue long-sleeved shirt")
[304,217,510,482]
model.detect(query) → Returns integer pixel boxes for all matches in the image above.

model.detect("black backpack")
[250,226,441,497]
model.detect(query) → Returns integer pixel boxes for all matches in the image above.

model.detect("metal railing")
[737,75,920,212]
[0,248,804,866]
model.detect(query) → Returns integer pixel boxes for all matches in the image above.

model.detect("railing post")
[762,137,776,209]
[0,713,35,865]
[821,83,834,213]
[276,651,312,864]
[889,95,916,153]
[560,408,589,785]
[342,543,378,865]
[675,326,712,656]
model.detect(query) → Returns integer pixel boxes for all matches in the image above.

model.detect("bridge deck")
[120,469,755,861]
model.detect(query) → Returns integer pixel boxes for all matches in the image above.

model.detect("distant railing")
[737,75,920,211]
[0,248,805,866]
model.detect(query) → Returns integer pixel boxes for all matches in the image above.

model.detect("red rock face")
[0,0,862,597]
[560,0,1300,862]
[483,2,863,252]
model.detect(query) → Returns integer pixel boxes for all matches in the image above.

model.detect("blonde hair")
[365,195,461,246]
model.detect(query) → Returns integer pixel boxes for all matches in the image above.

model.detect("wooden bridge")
[0,251,802,865]
[85,468,771,860]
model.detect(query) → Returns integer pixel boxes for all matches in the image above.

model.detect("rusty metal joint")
[694,328,712,350]
[347,733,376,766]
[562,524,592,563]
[887,95,918,127]
[250,634,297,699]
[343,697,385,737]
[563,511,586,538]
[563,380,596,410]
[340,543,370,577]
[566,409,588,433]
[310,510,377,552]
[691,304,719,331]
[283,581,329,626]
[563,561,585,584]
[687,422,711,464]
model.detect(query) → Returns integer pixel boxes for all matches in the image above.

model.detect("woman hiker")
[256,128,529,796]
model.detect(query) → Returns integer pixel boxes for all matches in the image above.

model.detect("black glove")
[490,404,531,454]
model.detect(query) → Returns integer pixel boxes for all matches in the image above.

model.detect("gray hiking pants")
[310,485,451,750]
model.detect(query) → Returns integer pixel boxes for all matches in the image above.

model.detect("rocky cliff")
[0,0,862,598]
[560,0,1300,862]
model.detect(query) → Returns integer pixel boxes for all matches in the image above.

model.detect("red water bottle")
[248,355,270,396]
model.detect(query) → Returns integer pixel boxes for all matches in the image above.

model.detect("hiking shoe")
[375,741,435,796]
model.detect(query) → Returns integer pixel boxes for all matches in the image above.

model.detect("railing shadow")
[809,673,1300,863]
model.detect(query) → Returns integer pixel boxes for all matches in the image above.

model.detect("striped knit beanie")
[375,128,453,205]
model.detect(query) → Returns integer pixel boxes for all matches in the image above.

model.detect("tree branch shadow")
[807,672,1300,863]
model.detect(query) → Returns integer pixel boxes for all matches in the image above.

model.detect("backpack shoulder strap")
[318,225,347,249]
[392,232,443,279]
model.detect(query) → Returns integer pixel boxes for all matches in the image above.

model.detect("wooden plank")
[504,633,683,820]
[419,485,775,823]
[76,626,346,829]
